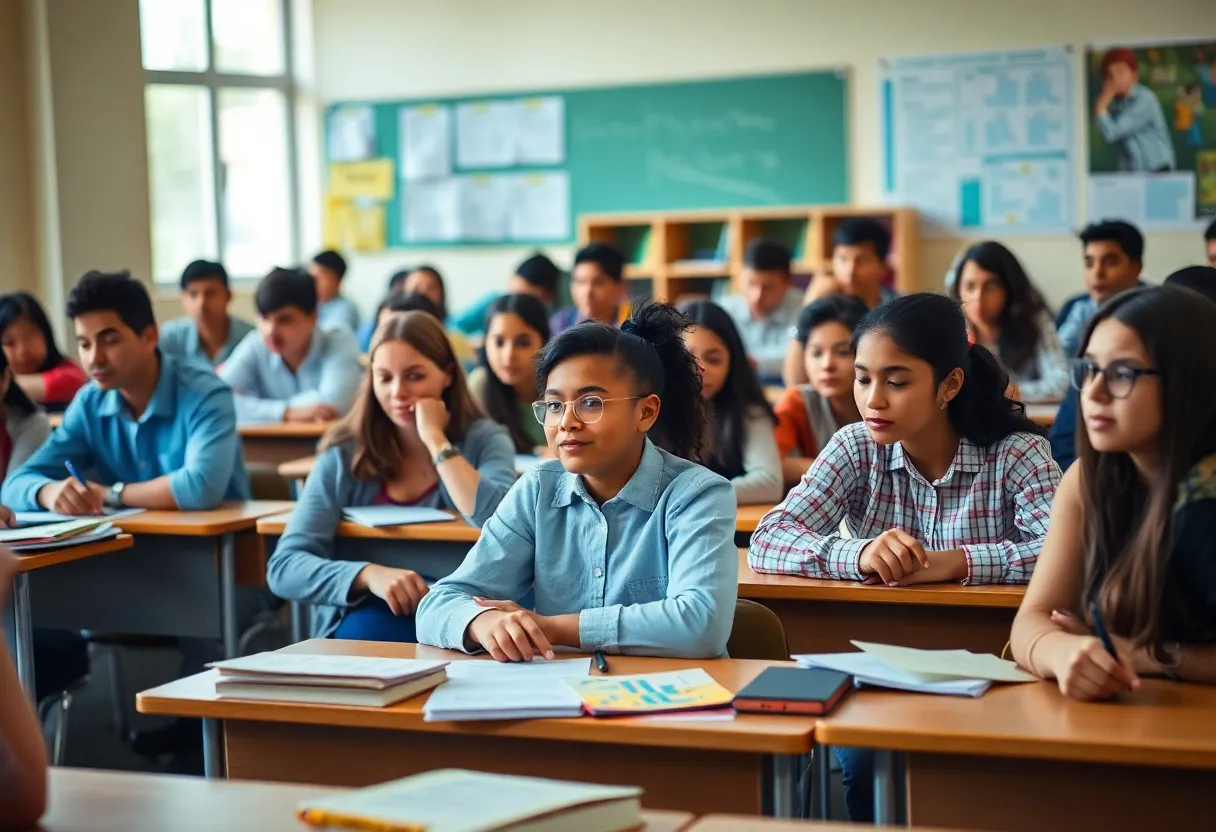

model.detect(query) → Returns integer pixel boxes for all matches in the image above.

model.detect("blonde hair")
[322,311,483,482]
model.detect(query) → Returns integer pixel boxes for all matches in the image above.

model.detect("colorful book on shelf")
[564,668,734,716]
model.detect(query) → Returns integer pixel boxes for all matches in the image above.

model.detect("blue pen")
[1088,600,1118,659]
[64,460,88,488]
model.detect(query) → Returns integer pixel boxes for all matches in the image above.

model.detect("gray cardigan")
[266,419,517,637]
[2,405,51,481]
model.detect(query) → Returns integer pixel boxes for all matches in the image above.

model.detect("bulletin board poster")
[1086,39,1216,229]
[880,47,1075,235]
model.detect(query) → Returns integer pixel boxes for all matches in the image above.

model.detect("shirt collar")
[96,351,177,422]
[886,434,986,483]
[269,328,323,372]
[551,439,665,511]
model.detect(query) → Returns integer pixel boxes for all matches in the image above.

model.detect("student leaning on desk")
[1012,285,1216,698]
[267,310,516,642]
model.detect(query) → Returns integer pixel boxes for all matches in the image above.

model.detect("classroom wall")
[312,0,1210,317]
[0,0,37,295]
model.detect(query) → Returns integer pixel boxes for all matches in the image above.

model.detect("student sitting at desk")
[0,292,87,412]
[0,349,50,482]
[158,260,254,371]
[400,265,475,367]
[219,267,363,424]
[549,243,629,335]
[773,295,866,487]
[356,268,410,351]
[949,241,1068,402]
[718,239,803,385]
[680,301,782,505]
[467,294,551,456]
[0,547,47,831]
[451,253,561,338]
[309,250,361,334]
[1,271,250,513]
[1013,285,1216,698]
[416,303,739,661]
[267,311,516,641]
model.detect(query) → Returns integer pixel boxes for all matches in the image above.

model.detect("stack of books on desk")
[0,515,124,552]
[209,651,449,707]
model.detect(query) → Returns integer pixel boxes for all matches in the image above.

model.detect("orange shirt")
[773,386,819,458]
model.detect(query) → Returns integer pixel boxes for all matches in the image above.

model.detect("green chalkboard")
[325,70,848,247]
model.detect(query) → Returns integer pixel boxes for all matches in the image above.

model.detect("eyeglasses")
[1069,358,1159,399]
[531,395,642,426]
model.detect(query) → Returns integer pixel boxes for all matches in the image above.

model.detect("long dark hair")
[948,241,1051,375]
[0,347,37,417]
[679,301,775,478]
[853,293,1046,446]
[0,291,67,372]
[481,294,551,453]
[536,302,706,462]
[1078,286,1216,657]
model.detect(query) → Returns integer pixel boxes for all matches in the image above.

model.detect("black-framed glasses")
[1069,358,1159,399]
[531,395,643,426]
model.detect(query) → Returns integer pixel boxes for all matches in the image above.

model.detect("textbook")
[215,670,446,707]
[209,652,449,687]
[564,668,734,717]
[298,769,642,832]
[422,658,589,722]
[341,505,456,527]
[733,667,853,715]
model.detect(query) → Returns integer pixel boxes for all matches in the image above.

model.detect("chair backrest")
[727,599,789,660]
[248,464,293,501]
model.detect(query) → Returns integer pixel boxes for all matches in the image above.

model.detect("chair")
[727,599,789,660]
[37,675,90,766]
[248,464,293,501]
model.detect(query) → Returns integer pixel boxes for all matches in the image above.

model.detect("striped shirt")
[748,422,1060,585]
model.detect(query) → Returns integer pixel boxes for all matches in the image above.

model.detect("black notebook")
[733,667,853,715]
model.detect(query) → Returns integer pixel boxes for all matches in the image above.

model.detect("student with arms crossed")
[467,294,551,456]
[219,267,363,424]
[416,304,738,661]
[267,311,516,641]
[680,301,782,505]
[718,239,804,384]
[158,260,254,370]
[773,296,866,488]
[451,253,561,337]
[1012,285,1216,699]
[309,250,361,333]
[0,292,87,412]
[949,241,1068,402]
[751,293,1059,822]
[2,271,250,513]
[549,243,629,335]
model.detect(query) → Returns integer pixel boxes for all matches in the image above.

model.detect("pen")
[64,461,88,489]
[593,651,609,673]
[1088,600,1118,659]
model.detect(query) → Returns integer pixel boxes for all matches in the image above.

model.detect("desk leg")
[290,601,308,643]
[873,749,897,825]
[814,743,831,820]
[770,754,800,818]
[12,573,35,702]
[219,533,238,658]
[202,717,226,778]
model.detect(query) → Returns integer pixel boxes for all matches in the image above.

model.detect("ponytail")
[536,302,708,462]
[950,344,1046,445]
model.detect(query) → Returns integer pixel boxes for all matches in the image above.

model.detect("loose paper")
[402,178,461,243]
[329,159,395,201]
[423,658,590,722]
[400,103,452,181]
[515,96,565,165]
[795,652,991,697]
[327,105,376,163]
[459,174,512,241]
[456,100,517,168]
[852,641,1036,683]
[508,172,570,241]
[351,203,387,252]
[341,506,455,528]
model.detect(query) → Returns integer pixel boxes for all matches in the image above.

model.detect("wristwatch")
[106,482,126,508]
[433,445,461,467]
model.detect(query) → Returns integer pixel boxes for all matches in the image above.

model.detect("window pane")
[139,0,207,72]
[218,88,291,276]
[145,85,217,284]
[211,0,285,76]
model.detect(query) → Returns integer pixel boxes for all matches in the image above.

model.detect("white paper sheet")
[852,641,1035,683]
[458,174,512,241]
[10,525,120,553]
[423,658,590,722]
[328,105,376,163]
[341,506,456,528]
[399,104,451,181]
[795,653,992,697]
[402,178,461,243]
[210,652,448,682]
[508,172,570,241]
[14,508,145,527]
[456,100,518,168]
[515,96,565,165]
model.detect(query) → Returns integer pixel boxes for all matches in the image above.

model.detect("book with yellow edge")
[297,769,642,832]
[563,668,734,716]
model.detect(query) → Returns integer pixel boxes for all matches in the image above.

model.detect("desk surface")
[1024,402,1059,427]
[115,501,296,536]
[15,534,133,572]
[238,422,334,439]
[736,550,1025,608]
[138,639,817,755]
[818,679,1216,769]
[735,504,774,533]
[277,455,316,480]
[257,512,481,543]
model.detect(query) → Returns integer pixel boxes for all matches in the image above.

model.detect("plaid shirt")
[748,422,1060,585]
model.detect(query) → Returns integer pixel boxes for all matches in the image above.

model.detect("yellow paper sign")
[322,195,355,249]
[324,196,386,252]
[351,204,386,253]
[329,159,395,201]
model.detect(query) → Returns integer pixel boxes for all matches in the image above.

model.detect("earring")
[940,401,949,411]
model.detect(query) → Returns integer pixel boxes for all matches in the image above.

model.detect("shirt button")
[593,568,603,578]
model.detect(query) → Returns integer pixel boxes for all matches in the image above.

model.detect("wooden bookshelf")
[578,206,920,305]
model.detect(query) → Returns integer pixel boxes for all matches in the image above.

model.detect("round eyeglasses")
[531,395,643,426]
[1068,358,1159,400]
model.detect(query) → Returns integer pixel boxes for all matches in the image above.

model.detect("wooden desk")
[239,422,334,466]
[39,767,692,832]
[7,534,134,700]
[736,504,775,534]
[277,455,316,482]
[1024,402,1058,427]
[817,680,1216,829]
[737,551,1023,655]
[137,640,817,817]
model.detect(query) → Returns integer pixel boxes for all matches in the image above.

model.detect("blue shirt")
[1097,84,1176,173]
[416,440,739,658]
[218,327,363,424]
[318,295,361,334]
[158,315,255,370]
[266,421,518,637]
[1,352,250,511]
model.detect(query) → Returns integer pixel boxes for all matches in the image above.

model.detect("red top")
[372,481,439,506]
[41,359,88,405]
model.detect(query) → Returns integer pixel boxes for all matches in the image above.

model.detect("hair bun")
[621,303,689,347]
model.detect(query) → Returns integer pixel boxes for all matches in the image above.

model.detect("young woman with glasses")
[417,303,739,662]
[1013,284,1216,699]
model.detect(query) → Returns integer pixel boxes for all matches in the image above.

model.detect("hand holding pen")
[1048,601,1139,702]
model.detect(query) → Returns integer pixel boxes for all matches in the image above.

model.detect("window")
[140,0,298,285]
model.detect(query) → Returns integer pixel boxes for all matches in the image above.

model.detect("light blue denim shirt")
[218,326,363,423]
[1097,84,1177,173]
[718,289,804,381]
[416,440,739,658]
[318,295,361,334]
[158,315,255,370]
[1,352,249,510]
[266,420,517,637]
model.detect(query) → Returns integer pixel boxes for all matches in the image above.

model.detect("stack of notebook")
[0,515,124,553]
[209,652,449,707]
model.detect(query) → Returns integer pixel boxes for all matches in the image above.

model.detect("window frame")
[142,0,301,284]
